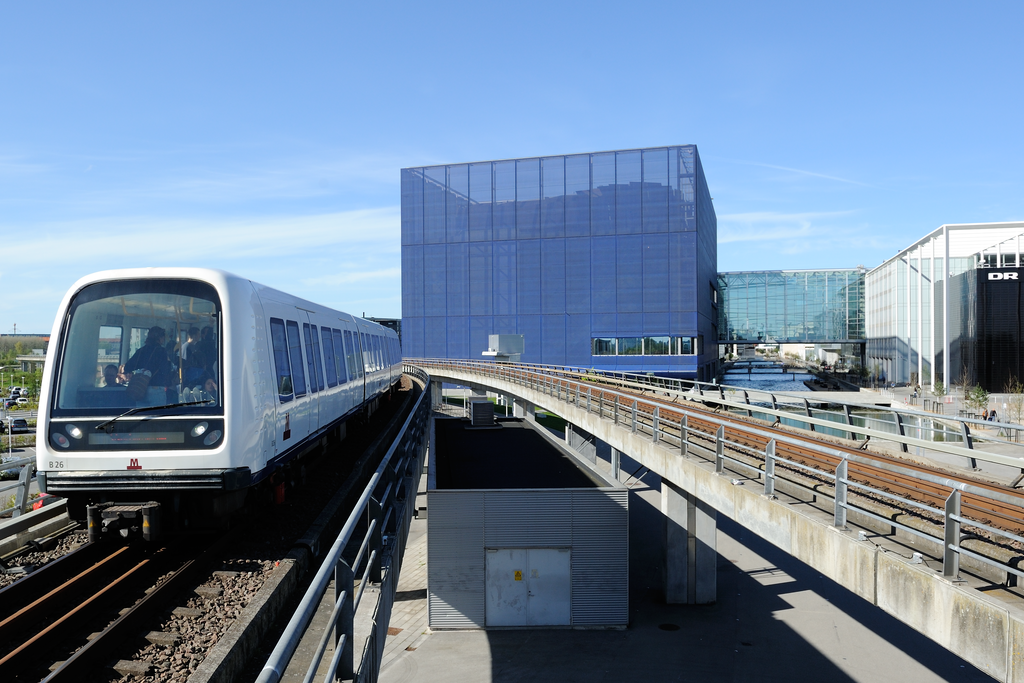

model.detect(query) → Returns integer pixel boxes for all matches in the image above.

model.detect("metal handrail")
[407,358,1024,469]
[0,455,37,516]
[256,366,430,683]
[411,358,1024,583]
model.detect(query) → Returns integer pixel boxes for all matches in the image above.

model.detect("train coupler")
[86,502,161,542]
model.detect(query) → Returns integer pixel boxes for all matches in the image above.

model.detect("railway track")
[0,535,218,681]
[426,362,1024,546]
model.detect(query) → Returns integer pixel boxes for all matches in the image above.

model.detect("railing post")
[893,412,908,453]
[960,422,978,469]
[12,462,35,517]
[770,394,778,412]
[575,383,580,408]
[587,387,592,413]
[764,439,776,497]
[335,558,355,680]
[944,489,961,579]
[614,396,619,425]
[843,404,855,441]
[652,406,660,444]
[598,391,604,419]
[803,398,815,432]
[680,414,688,458]
[715,425,724,473]
[834,459,848,527]
[368,495,383,583]
[743,390,752,417]
[632,401,638,434]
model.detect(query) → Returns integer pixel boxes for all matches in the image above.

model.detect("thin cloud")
[718,210,856,244]
[717,158,874,188]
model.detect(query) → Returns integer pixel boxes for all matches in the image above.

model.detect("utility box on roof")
[482,334,524,363]
[426,415,628,629]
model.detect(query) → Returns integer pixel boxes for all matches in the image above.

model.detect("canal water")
[720,361,967,445]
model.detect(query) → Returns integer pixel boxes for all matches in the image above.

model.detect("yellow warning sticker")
[514,570,523,581]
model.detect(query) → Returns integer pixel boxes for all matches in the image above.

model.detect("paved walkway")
[380,466,990,683]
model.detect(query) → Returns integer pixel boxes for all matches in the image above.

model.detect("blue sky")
[3,2,1023,333]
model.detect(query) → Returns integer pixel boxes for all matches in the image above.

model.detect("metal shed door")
[485,548,571,626]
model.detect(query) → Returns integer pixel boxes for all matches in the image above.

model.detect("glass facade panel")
[541,156,565,238]
[615,150,642,235]
[516,158,540,239]
[469,163,492,242]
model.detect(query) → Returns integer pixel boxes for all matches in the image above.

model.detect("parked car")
[0,422,6,434]
[10,418,30,434]
[3,400,16,409]
[15,398,28,405]
[18,389,28,397]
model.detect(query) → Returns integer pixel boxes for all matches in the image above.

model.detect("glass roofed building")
[400,145,721,380]
[717,269,866,345]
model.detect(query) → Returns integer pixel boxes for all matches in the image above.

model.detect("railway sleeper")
[707,439,1024,588]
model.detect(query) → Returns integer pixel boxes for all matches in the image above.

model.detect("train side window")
[346,330,363,379]
[360,332,370,372]
[286,320,307,396]
[270,318,294,402]
[321,327,338,387]
[375,336,383,370]
[332,329,347,384]
[302,324,318,394]
[310,324,325,392]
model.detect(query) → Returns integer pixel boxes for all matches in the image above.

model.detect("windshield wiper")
[95,399,215,431]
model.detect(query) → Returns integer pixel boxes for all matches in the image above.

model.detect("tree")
[965,385,990,414]
[1004,376,1024,425]
[955,365,974,395]
[933,381,946,397]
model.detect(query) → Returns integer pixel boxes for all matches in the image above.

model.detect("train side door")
[264,304,310,455]
[301,313,322,434]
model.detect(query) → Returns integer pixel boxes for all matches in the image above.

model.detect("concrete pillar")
[610,447,620,481]
[523,402,536,423]
[565,424,597,464]
[662,480,717,604]
[512,399,525,418]
[430,382,442,411]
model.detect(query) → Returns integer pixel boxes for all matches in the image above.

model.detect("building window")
[618,337,642,355]
[591,336,698,356]
[592,338,616,356]
[644,336,671,355]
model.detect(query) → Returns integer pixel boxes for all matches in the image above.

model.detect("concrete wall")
[424,367,1024,682]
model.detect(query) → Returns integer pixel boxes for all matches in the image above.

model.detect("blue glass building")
[401,146,719,380]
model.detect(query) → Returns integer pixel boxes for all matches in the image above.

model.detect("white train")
[36,268,402,532]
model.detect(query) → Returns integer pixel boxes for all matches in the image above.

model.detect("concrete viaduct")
[416,362,1024,683]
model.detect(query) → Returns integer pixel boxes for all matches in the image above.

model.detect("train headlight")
[66,424,83,440]
[51,433,70,449]
[191,422,209,437]
[203,430,222,446]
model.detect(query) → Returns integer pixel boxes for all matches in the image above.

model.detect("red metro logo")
[127,458,141,470]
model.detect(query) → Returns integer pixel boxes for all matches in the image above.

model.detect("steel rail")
[419,358,1024,464]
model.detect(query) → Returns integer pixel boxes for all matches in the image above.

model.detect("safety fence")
[256,365,430,683]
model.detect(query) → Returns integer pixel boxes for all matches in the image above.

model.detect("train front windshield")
[53,279,223,416]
